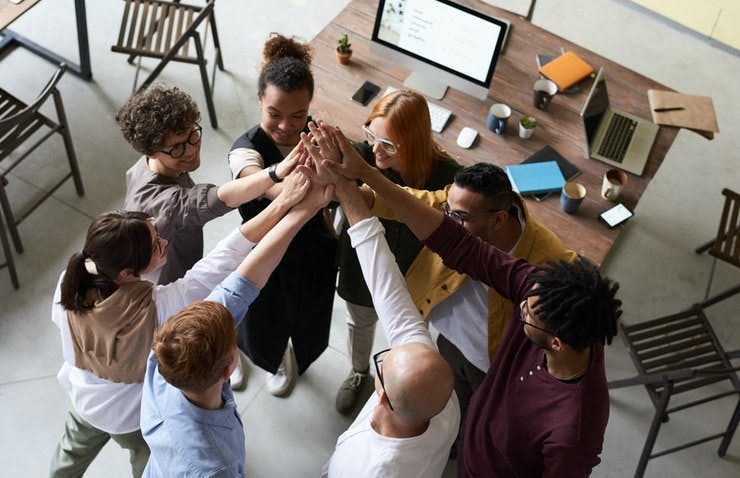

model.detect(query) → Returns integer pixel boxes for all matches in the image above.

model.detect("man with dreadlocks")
[323,124,623,478]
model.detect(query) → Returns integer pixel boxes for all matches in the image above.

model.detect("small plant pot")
[336,49,352,65]
[519,123,535,139]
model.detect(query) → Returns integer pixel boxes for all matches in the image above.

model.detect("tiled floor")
[0,1,738,477]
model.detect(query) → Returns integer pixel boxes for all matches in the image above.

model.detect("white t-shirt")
[323,392,460,478]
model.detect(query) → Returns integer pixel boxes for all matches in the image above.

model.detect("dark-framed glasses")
[159,123,202,159]
[519,299,556,335]
[362,125,398,154]
[373,348,394,411]
[439,201,471,226]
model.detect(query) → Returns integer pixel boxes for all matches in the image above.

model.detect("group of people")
[49,32,622,478]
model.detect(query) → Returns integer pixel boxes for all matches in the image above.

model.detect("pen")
[653,107,685,112]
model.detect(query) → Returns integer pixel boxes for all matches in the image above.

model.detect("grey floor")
[0,0,739,477]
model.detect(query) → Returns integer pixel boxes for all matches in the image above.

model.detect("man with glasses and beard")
[316,122,622,478]
[119,85,302,390]
[366,162,576,464]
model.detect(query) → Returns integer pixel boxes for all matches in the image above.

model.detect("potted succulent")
[336,34,352,64]
[519,115,537,139]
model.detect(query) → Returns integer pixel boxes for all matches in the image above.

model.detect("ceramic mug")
[487,103,511,135]
[561,181,586,214]
[601,169,628,201]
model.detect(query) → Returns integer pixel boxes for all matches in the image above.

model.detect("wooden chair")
[0,206,19,289]
[608,286,740,477]
[696,188,740,299]
[0,63,85,255]
[111,0,224,128]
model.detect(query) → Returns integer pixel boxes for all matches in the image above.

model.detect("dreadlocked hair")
[525,257,621,351]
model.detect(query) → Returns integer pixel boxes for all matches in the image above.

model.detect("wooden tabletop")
[308,0,678,265]
[0,0,40,31]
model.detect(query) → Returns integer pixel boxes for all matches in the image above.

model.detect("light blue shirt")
[141,271,259,477]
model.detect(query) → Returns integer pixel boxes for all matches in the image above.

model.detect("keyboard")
[598,113,637,163]
[383,86,452,133]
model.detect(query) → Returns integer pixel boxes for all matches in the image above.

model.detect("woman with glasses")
[49,179,309,477]
[227,33,338,397]
[120,85,299,288]
[334,89,461,415]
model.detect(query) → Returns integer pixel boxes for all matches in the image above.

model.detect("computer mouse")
[456,127,478,149]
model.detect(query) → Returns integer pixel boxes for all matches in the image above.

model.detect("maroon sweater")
[423,216,609,477]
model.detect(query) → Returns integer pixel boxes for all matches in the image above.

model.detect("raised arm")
[331,170,432,347]
[319,124,445,241]
[217,142,305,207]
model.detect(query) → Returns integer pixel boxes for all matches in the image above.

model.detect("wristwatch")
[268,163,283,183]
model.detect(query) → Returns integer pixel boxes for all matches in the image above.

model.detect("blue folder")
[505,161,566,196]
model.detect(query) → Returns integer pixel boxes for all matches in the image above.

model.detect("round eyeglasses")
[159,123,202,160]
[519,299,557,336]
[362,125,398,154]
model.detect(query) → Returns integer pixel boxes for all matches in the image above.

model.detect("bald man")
[321,167,459,477]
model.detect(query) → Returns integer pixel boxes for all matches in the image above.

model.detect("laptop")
[580,68,658,176]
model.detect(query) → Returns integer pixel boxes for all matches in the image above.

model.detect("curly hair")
[117,85,200,155]
[153,300,237,392]
[453,162,520,214]
[258,33,314,100]
[525,257,621,351]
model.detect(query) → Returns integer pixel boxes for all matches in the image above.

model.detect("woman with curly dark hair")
[228,33,337,397]
[119,85,302,390]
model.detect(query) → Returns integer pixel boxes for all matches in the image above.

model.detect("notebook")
[521,146,581,201]
[538,51,594,91]
[580,68,658,176]
[505,161,565,196]
[647,89,718,140]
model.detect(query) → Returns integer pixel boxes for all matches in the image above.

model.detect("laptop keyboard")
[598,113,638,163]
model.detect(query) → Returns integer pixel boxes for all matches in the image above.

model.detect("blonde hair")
[366,90,443,188]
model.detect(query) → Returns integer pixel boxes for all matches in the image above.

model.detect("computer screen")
[581,68,610,147]
[371,0,508,100]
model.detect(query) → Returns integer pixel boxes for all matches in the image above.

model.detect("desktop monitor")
[371,0,508,100]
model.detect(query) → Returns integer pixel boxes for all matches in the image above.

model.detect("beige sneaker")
[230,350,248,391]
[266,343,297,397]
[335,369,370,414]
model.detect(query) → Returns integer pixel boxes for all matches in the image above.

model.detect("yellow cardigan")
[372,186,577,360]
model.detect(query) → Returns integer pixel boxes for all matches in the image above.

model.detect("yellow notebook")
[538,51,595,91]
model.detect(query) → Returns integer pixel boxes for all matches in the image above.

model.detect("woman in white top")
[49,171,308,477]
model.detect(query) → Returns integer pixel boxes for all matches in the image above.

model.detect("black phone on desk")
[352,81,381,106]
[600,203,633,228]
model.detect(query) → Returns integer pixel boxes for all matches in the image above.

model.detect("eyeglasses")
[519,299,556,335]
[373,348,394,411]
[159,123,202,159]
[362,125,398,154]
[440,201,501,227]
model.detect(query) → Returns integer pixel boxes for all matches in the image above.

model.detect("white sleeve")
[153,227,256,324]
[228,147,264,178]
[51,272,76,365]
[348,217,433,347]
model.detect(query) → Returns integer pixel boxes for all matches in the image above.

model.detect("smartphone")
[600,203,633,228]
[352,81,381,106]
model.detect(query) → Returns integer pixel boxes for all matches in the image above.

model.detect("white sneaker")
[266,343,297,397]
[230,351,248,391]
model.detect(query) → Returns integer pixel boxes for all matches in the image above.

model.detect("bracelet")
[268,163,283,183]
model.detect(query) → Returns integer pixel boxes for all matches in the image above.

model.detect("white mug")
[601,169,628,201]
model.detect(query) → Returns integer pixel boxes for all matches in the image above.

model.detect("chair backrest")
[710,188,740,269]
[619,303,739,406]
[113,0,214,61]
[0,64,67,155]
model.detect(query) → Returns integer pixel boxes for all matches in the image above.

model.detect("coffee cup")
[487,103,511,135]
[534,79,558,110]
[560,182,586,214]
[601,169,628,201]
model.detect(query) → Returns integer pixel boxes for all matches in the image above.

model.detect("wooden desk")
[0,0,91,80]
[308,0,678,266]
